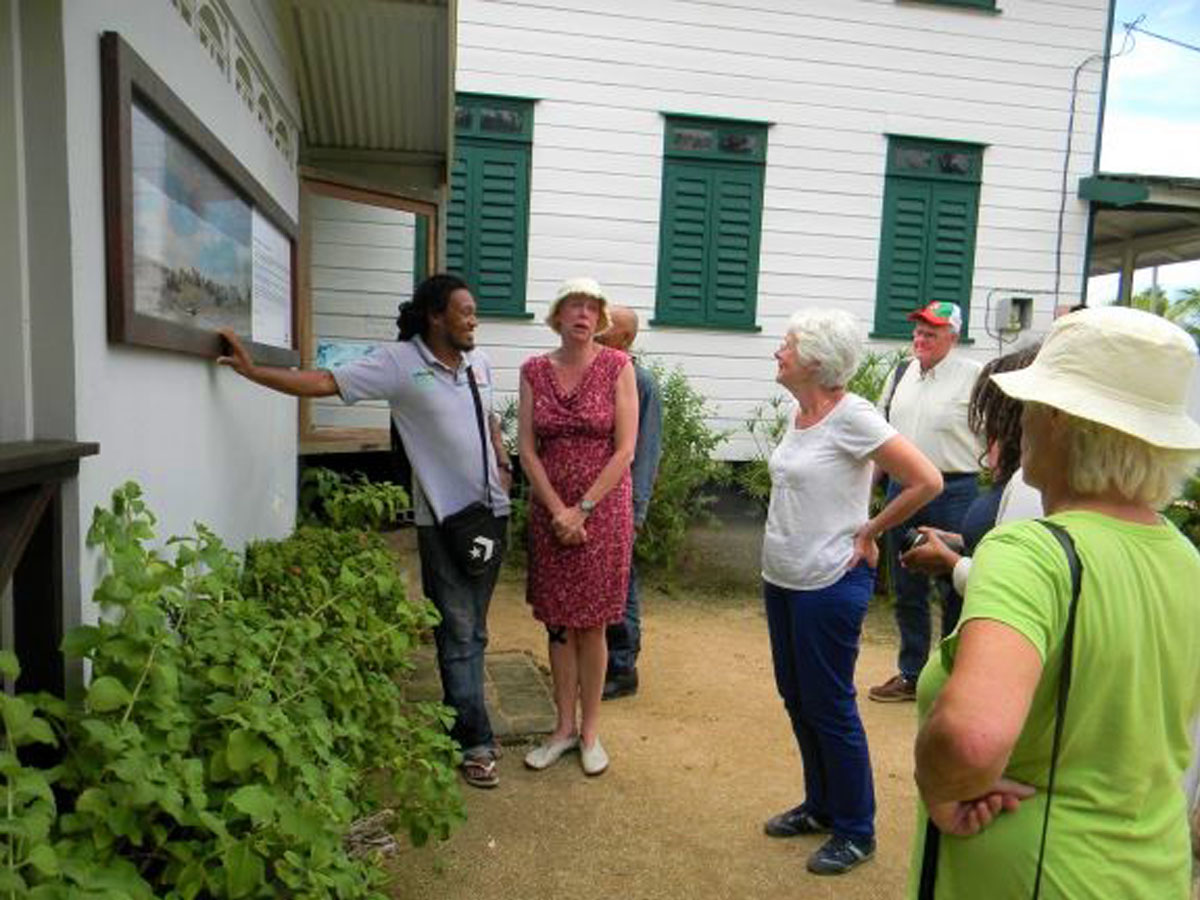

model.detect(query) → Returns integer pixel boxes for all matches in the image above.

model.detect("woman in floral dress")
[518,278,637,777]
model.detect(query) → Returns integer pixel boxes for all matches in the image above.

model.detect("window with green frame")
[653,115,768,331]
[447,94,535,317]
[873,136,984,339]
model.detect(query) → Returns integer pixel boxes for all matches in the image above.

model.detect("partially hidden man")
[218,274,511,789]
[870,301,982,703]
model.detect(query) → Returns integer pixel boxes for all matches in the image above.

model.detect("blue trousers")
[887,475,978,681]
[606,561,641,673]
[417,524,505,757]
[764,566,876,842]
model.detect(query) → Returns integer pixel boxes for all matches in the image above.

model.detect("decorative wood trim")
[170,0,299,167]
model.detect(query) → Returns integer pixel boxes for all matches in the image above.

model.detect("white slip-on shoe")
[524,734,579,770]
[580,737,609,776]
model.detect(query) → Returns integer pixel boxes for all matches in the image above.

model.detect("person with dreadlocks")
[900,344,1043,590]
[217,274,512,790]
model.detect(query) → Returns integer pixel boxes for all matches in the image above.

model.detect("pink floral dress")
[521,346,633,628]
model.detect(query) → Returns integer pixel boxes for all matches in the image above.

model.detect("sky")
[1089,0,1200,302]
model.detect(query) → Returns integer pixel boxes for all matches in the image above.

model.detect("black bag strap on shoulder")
[465,365,492,512]
[1030,519,1083,900]
[883,357,912,423]
[917,519,1083,900]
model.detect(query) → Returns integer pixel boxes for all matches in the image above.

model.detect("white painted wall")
[309,193,419,431]
[0,0,31,442]
[456,0,1111,458]
[59,1,301,611]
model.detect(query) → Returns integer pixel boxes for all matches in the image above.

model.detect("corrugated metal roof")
[276,0,452,157]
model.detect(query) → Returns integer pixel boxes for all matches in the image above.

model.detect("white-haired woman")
[518,278,637,777]
[910,307,1200,899]
[761,308,942,875]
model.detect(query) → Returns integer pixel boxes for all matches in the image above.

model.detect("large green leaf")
[87,676,132,713]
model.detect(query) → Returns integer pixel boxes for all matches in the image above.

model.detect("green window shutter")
[924,182,978,332]
[448,141,531,315]
[874,179,932,337]
[874,136,983,339]
[475,146,530,315]
[656,163,712,325]
[447,151,470,280]
[707,166,763,328]
[413,215,429,284]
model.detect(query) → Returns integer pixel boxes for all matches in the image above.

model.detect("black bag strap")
[883,357,912,423]
[465,365,492,511]
[1031,519,1083,899]
[916,519,1082,900]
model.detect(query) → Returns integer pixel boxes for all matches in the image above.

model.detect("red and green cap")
[908,300,962,333]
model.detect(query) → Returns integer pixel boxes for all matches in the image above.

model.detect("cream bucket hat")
[546,277,611,334]
[991,306,1200,450]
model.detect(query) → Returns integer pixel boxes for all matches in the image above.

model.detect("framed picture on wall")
[101,31,299,366]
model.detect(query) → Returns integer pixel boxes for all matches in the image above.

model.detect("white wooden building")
[437,0,1114,458]
[1,0,455,693]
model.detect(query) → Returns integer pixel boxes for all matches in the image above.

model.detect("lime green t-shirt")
[908,511,1200,900]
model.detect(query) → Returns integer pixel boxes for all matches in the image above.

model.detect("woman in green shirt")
[909,307,1200,899]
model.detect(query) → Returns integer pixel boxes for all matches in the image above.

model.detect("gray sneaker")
[807,835,875,875]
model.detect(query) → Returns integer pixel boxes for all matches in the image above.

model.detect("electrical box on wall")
[992,295,1033,334]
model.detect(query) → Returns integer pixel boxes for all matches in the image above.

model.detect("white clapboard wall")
[456,0,1110,459]
[309,193,417,431]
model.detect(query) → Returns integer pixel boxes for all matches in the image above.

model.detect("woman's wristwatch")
[579,499,596,516]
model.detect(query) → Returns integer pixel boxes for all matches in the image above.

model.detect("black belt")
[940,471,978,481]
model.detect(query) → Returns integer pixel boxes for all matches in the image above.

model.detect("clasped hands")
[926,778,1036,837]
[552,504,588,546]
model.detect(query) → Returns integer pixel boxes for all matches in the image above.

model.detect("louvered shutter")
[707,167,762,328]
[656,163,712,325]
[924,182,978,331]
[447,141,530,315]
[446,149,471,279]
[474,145,530,314]
[874,178,932,337]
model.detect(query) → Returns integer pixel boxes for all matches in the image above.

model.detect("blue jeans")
[606,561,641,673]
[886,475,978,681]
[764,566,876,842]
[417,524,505,757]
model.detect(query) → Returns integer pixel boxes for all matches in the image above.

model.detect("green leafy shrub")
[1165,472,1200,550]
[298,467,410,531]
[635,361,729,570]
[1,483,461,898]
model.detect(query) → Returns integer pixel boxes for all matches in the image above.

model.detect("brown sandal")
[461,756,499,789]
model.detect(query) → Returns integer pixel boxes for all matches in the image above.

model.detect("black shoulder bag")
[918,520,1083,900]
[437,366,506,579]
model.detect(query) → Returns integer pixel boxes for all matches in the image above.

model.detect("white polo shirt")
[331,336,510,526]
[880,351,982,474]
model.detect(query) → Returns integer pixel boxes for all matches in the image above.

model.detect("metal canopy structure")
[1081,173,1200,304]
[275,0,455,170]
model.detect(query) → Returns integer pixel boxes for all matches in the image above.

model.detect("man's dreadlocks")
[967,343,1040,486]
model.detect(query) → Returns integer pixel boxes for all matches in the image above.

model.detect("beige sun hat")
[990,306,1200,450]
[546,277,611,334]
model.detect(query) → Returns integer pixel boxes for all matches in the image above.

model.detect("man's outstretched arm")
[217,329,339,398]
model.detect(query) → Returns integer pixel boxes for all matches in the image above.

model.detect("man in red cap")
[869,301,981,702]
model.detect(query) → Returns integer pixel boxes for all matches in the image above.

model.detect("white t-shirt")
[761,393,897,591]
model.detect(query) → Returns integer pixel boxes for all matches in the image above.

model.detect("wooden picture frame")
[298,174,437,454]
[101,31,299,366]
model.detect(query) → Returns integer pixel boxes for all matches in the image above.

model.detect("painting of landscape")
[130,102,252,333]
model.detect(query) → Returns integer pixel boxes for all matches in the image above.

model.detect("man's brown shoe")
[867,673,916,703]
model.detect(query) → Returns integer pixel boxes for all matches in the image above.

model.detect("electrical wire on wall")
[1053,18,1138,309]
